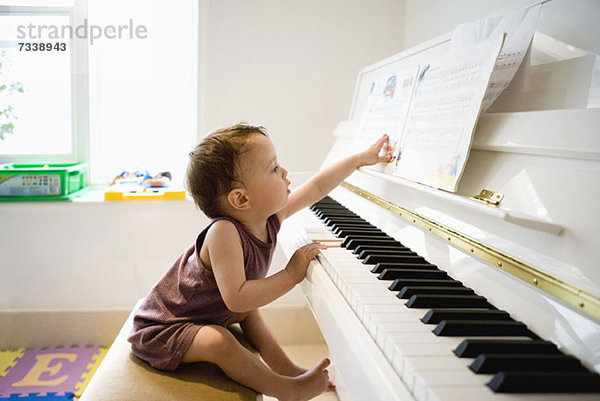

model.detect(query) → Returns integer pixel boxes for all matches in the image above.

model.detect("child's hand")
[358,134,392,167]
[285,242,327,284]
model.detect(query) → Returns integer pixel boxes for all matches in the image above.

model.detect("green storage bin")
[0,163,88,201]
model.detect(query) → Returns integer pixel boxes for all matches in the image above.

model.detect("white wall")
[404,0,600,54]
[0,199,207,310]
[201,0,406,173]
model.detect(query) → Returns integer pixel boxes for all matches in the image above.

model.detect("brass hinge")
[471,189,504,206]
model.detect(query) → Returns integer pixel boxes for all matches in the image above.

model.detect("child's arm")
[277,134,391,222]
[205,220,324,313]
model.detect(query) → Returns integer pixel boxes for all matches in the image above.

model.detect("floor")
[262,344,339,401]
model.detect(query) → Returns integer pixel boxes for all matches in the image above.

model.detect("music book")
[356,3,542,192]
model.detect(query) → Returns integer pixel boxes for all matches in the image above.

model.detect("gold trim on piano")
[340,181,600,321]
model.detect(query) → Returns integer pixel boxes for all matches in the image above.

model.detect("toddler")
[128,123,390,401]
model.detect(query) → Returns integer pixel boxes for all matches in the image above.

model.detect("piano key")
[352,244,412,254]
[365,254,428,264]
[487,371,600,393]
[379,268,449,280]
[343,237,402,249]
[406,294,491,308]
[357,249,418,260]
[329,223,378,230]
[324,217,370,225]
[306,232,341,242]
[316,210,358,218]
[433,320,532,337]
[340,232,393,240]
[428,386,600,401]
[373,263,438,274]
[453,338,559,357]
[389,278,464,290]
[397,286,475,299]
[470,353,587,374]
[422,309,511,324]
[327,221,374,230]
[334,228,383,237]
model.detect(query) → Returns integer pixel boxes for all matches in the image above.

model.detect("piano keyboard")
[301,196,600,401]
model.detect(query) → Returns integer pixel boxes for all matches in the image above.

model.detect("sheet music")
[356,66,420,174]
[394,34,505,191]
[451,3,542,112]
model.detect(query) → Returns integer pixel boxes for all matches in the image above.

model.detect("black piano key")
[398,286,474,299]
[433,320,531,337]
[321,216,371,225]
[357,250,417,260]
[343,238,400,249]
[353,245,411,255]
[322,216,371,224]
[317,211,359,218]
[366,254,427,265]
[336,229,384,238]
[341,234,391,243]
[331,225,379,234]
[406,294,491,309]
[379,268,449,280]
[331,224,378,231]
[317,211,358,219]
[487,371,600,393]
[453,339,559,358]
[388,278,462,290]
[422,309,511,324]
[373,263,438,274]
[325,218,369,227]
[311,203,341,211]
[469,353,587,374]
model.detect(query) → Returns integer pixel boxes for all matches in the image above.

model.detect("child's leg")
[181,324,329,401]
[239,309,303,376]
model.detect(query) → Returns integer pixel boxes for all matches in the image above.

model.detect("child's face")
[239,134,290,216]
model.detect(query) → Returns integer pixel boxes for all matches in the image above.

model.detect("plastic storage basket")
[0,163,88,201]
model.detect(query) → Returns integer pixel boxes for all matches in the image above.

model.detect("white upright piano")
[278,15,600,401]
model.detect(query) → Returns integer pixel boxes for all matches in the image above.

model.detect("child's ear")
[227,188,250,210]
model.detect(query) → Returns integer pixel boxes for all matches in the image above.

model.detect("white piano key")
[402,355,472,394]
[307,232,342,242]
[413,369,490,401]
[427,385,600,401]
[360,304,426,331]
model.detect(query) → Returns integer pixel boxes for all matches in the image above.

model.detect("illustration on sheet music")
[356,66,419,175]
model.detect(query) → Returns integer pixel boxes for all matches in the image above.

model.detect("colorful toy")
[0,345,106,400]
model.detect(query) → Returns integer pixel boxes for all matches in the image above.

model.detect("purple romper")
[127,214,280,371]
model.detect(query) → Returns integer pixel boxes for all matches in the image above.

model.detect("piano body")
[278,23,600,401]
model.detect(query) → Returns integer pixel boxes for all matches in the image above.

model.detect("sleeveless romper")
[127,214,280,371]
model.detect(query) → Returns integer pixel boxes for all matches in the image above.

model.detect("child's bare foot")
[280,362,336,391]
[280,358,330,401]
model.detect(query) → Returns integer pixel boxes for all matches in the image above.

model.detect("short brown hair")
[187,123,267,218]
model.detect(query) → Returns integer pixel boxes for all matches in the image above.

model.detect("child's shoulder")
[204,218,242,247]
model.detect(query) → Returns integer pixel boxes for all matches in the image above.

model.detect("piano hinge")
[471,189,504,206]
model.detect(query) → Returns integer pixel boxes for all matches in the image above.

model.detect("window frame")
[0,1,89,166]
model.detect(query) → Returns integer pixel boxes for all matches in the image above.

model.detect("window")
[88,0,198,185]
[0,2,79,162]
[0,0,199,187]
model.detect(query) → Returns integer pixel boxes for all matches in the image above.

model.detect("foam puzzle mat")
[0,346,106,400]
